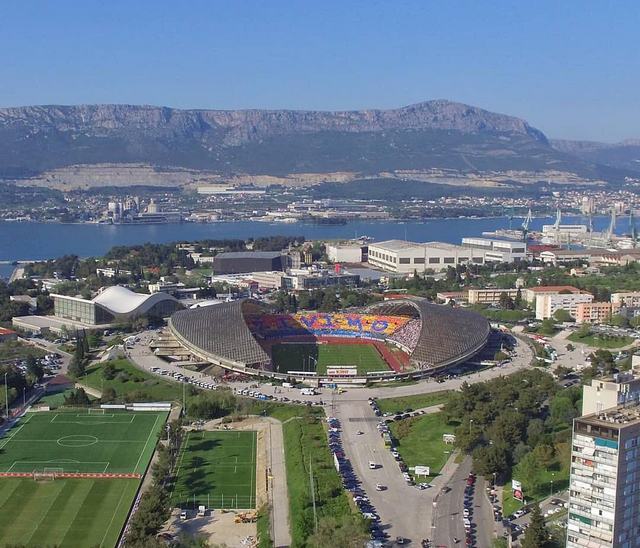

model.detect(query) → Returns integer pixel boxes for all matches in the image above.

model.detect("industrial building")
[460,237,527,262]
[367,240,479,273]
[213,251,285,274]
[326,243,367,263]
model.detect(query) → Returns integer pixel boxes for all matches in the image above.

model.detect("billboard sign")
[413,465,430,476]
[512,479,523,501]
[326,366,358,377]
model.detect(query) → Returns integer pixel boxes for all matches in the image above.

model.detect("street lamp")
[4,372,8,419]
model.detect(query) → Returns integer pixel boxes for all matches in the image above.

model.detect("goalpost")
[33,467,64,481]
[87,408,106,415]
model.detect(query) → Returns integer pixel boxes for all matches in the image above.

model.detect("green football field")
[0,409,168,474]
[271,342,390,375]
[0,478,139,547]
[172,430,257,509]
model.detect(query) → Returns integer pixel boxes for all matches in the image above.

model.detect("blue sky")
[0,1,638,141]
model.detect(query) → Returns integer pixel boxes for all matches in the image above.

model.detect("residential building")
[148,279,187,295]
[535,292,593,320]
[611,292,640,308]
[567,403,640,547]
[460,237,527,262]
[575,302,619,324]
[0,327,18,342]
[582,366,640,416]
[467,288,520,305]
[523,285,583,305]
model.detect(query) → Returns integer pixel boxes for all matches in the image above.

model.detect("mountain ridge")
[0,100,629,185]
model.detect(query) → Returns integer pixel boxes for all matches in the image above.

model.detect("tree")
[472,444,509,479]
[63,388,90,406]
[26,355,44,382]
[103,362,116,380]
[553,308,573,322]
[521,504,549,548]
[538,318,557,335]
[102,387,117,403]
[499,292,515,310]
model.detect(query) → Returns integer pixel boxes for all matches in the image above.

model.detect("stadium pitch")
[172,430,256,510]
[0,477,139,547]
[271,342,390,375]
[0,409,168,475]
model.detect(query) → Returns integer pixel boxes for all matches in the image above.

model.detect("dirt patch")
[166,508,257,547]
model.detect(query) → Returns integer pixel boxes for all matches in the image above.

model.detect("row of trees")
[273,287,381,313]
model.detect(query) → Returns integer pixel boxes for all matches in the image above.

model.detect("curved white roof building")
[52,285,182,326]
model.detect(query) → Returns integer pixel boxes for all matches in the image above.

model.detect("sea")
[0,215,630,280]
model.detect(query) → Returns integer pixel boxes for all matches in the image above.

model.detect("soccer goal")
[33,467,64,481]
[87,408,106,415]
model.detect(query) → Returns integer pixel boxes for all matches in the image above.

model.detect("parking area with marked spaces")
[172,430,257,510]
[0,409,168,475]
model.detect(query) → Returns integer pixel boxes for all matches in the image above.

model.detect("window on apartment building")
[413,257,425,264]
[443,257,455,264]
[428,257,441,264]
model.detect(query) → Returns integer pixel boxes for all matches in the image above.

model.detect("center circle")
[57,435,99,447]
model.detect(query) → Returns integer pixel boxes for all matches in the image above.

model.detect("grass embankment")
[389,412,460,482]
[502,443,571,517]
[256,505,273,548]
[0,340,46,365]
[567,331,634,349]
[81,359,187,401]
[376,390,450,415]
[268,406,363,547]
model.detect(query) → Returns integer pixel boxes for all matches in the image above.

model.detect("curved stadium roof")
[93,285,180,316]
[169,300,271,369]
[169,297,490,373]
[365,298,490,368]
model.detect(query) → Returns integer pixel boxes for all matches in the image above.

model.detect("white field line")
[132,413,160,474]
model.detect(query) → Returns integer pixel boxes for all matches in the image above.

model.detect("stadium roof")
[366,298,490,368]
[169,299,271,369]
[169,296,489,374]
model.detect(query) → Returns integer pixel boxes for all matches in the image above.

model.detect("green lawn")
[172,430,257,510]
[0,409,167,475]
[376,390,450,415]
[0,477,139,548]
[280,410,362,547]
[81,359,189,402]
[567,331,634,349]
[389,413,459,482]
[502,443,571,517]
[271,343,389,375]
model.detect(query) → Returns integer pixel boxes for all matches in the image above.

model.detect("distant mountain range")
[551,139,640,174]
[0,100,635,187]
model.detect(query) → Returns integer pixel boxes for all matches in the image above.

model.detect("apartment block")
[575,302,620,324]
[567,404,640,547]
[535,292,593,320]
[467,288,520,305]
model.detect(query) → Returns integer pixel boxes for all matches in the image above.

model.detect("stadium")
[168,296,491,382]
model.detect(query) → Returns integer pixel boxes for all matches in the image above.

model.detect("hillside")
[552,139,640,174]
[0,100,628,186]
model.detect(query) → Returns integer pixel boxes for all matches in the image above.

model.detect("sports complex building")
[167,297,491,383]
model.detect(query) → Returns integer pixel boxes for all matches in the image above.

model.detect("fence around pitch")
[172,493,255,510]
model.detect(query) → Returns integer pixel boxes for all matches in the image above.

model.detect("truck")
[300,388,317,396]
